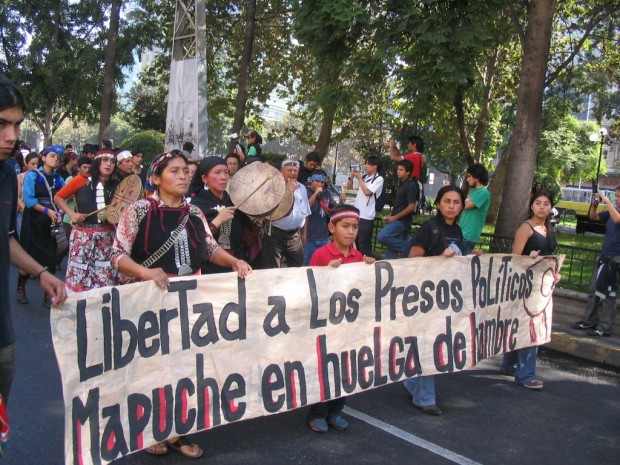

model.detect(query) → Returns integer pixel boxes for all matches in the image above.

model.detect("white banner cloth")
[51,254,563,465]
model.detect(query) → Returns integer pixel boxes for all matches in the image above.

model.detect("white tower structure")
[164,0,208,156]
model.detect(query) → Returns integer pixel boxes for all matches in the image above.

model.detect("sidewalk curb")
[548,328,620,368]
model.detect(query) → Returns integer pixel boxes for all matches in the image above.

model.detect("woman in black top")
[404,185,482,416]
[189,156,262,272]
[501,190,557,390]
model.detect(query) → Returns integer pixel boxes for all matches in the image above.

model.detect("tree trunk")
[494,0,555,238]
[473,49,499,162]
[486,139,512,224]
[230,0,257,150]
[314,107,337,161]
[454,89,474,167]
[99,0,123,145]
[43,101,54,146]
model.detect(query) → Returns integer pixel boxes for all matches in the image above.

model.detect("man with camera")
[346,156,383,257]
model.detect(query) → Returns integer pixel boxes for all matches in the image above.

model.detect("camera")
[229,133,242,153]
[50,222,61,237]
[350,163,361,172]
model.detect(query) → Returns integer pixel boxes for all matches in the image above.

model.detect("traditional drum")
[106,174,144,224]
[264,184,294,221]
[229,162,287,217]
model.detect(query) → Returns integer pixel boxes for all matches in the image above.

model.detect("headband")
[149,150,185,177]
[281,158,300,168]
[95,150,116,160]
[330,209,360,224]
[309,173,327,182]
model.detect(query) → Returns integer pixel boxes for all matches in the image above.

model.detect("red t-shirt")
[310,241,365,266]
[403,152,424,180]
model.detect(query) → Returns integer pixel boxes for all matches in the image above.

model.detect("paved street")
[5,266,620,465]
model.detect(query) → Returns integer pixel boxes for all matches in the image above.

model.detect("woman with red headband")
[110,150,251,459]
[54,150,122,293]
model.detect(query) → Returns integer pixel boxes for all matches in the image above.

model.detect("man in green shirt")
[460,164,490,254]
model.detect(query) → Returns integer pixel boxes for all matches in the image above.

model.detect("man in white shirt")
[262,158,311,268]
[346,156,383,256]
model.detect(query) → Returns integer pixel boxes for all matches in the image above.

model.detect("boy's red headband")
[330,210,360,224]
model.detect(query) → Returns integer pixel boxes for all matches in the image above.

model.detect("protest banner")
[51,254,562,465]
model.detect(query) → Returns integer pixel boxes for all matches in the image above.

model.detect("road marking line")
[344,407,483,465]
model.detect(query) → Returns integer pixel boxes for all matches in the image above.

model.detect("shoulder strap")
[428,217,445,254]
[38,171,59,213]
[141,213,190,268]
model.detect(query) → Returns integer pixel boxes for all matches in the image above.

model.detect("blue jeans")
[377,220,411,259]
[500,351,518,375]
[304,238,329,266]
[509,346,538,384]
[403,376,436,406]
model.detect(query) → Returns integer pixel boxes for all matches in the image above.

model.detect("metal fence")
[371,219,597,293]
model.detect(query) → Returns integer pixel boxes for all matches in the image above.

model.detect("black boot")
[16,273,29,304]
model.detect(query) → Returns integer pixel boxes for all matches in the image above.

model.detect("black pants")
[356,218,374,257]
[261,227,304,268]
[307,397,346,420]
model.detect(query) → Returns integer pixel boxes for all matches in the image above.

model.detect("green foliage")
[118,130,165,163]
[262,151,287,167]
[537,108,601,186]
[290,0,392,150]
[125,79,167,132]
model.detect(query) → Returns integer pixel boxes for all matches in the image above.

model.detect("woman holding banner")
[188,156,262,273]
[110,150,251,458]
[404,185,481,415]
[500,190,557,390]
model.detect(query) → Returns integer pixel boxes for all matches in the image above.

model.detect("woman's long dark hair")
[434,185,466,224]
[90,156,118,187]
[529,190,557,251]
[89,156,119,205]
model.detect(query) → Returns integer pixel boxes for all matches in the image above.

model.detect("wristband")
[36,267,48,279]
[43,207,49,215]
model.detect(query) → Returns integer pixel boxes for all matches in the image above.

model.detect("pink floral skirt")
[65,224,124,294]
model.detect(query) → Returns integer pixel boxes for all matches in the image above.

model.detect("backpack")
[424,217,464,256]
[374,188,387,212]
[365,173,385,212]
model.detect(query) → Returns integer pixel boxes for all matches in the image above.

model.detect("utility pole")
[164,0,208,156]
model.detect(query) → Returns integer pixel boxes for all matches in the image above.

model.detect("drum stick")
[82,204,111,217]
[235,173,276,208]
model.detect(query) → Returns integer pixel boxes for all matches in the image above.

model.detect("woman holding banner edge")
[500,190,558,390]
[404,185,482,415]
[110,151,251,458]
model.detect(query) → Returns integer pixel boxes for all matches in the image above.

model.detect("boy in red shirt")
[307,204,375,432]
